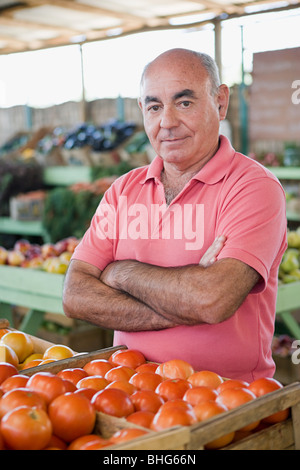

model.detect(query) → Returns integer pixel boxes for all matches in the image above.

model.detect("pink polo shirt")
[72,136,287,381]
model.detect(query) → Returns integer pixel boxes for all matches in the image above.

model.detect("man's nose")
[160,106,179,128]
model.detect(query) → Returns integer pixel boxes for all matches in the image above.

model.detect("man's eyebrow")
[144,89,196,106]
[144,95,160,105]
[173,89,196,100]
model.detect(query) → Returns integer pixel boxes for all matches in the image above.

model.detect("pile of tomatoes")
[0,346,290,450]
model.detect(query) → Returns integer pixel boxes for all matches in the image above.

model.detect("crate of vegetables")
[1,343,300,450]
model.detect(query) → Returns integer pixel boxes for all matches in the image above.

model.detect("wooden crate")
[4,337,299,451]
[188,382,300,450]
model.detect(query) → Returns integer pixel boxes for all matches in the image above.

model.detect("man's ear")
[217,84,230,121]
[137,97,143,111]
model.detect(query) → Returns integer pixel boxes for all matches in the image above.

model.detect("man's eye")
[149,105,160,112]
[180,101,191,108]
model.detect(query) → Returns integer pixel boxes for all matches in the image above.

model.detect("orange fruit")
[1,331,33,363]
[43,345,74,361]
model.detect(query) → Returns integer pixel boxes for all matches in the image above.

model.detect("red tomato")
[104,365,136,382]
[0,374,29,393]
[83,359,114,377]
[0,406,52,450]
[48,392,96,443]
[155,359,194,380]
[248,377,289,423]
[127,410,155,429]
[130,390,165,413]
[109,349,146,369]
[26,372,70,405]
[46,434,68,450]
[216,388,260,431]
[193,401,235,449]
[0,363,18,385]
[68,434,109,450]
[109,428,149,444]
[0,387,47,419]
[151,402,197,431]
[91,388,134,418]
[155,378,192,401]
[159,399,193,411]
[217,379,249,393]
[105,380,137,395]
[183,386,218,405]
[57,368,88,385]
[76,375,109,391]
[129,371,163,391]
[188,370,223,389]
[135,363,159,373]
[74,387,98,401]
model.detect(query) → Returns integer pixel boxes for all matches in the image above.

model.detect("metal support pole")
[214,19,222,83]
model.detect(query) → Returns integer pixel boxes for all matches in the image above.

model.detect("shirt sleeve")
[216,175,287,292]
[71,186,117,271]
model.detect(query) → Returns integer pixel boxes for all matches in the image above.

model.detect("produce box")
[17,344,300,450]
[9,190,47,221]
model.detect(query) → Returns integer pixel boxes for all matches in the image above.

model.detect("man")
[63,48,287,381]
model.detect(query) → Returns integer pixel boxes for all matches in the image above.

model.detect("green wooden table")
[0,265,300,338]
[0,265,64,334]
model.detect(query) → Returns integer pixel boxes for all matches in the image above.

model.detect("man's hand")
[199,235,226,267]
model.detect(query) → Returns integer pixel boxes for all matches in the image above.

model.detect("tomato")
[131,390,165,414]
[48,392,96,442]
[135,362,159,373]
[80,440,111,450]
[74,387,98,401]
[216,388,260,431]
[76,375,109,391]
[91,388,135,418]
[0,344,19,368]
[104,365,136,382]
[46,434,68,450]
[248,377,289,423]
[57,368,88,385]
[155,359,194,380]
[0,362,18,385]
[193,401,235,449]
[187,370,223,389]
[0,374,29,393]
[0,387,47,419]
[83,359,114,377]
[62,379,77,393]
[151,402,197,431]
[109,349,146,369]
[0,329,10,340]
[68,434,109,450]
[106,380,137,395]
[26,371,71,405]
[42,344,74,361]
[183,386,218,405]
[155,378,192,401]
[159,399,194,411]
[127,410,155,429]
[217,379,249,393]
[129,371,163,391]
[1,406,52,450]
[22,359,43,370]
[0,429,4,450]
[1,331,34,363]
[109,428,149,443]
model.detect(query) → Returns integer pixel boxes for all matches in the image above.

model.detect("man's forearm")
[100,258,260,326]
[63,260,178,331]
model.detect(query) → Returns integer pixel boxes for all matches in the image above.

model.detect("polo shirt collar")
[141,135,236,185]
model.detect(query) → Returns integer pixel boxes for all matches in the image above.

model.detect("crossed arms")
[63,235,260,331]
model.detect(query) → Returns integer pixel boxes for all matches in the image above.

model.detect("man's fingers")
[199,235,226,267]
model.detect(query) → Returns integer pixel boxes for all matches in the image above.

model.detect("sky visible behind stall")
[0,7,299,108]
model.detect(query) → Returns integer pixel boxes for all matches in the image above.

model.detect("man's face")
[139,52,228,172]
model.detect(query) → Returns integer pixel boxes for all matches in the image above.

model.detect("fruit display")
[279,227,300,283]
[0,236,80,274]
[0,345,291,450]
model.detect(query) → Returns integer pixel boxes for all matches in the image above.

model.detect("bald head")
[140,48,221,96]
